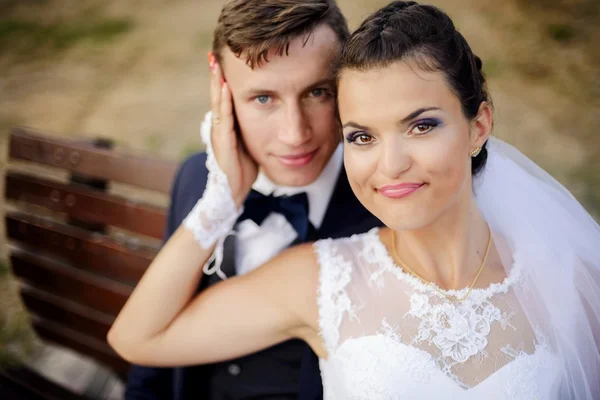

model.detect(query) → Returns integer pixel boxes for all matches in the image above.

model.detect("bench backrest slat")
[10,127,178,194]
[11,249,132,317]
[7,171,168,240]
[7,212,154,284]
[21,286,114,343]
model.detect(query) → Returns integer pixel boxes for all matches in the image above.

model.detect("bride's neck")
[393,194,490,290]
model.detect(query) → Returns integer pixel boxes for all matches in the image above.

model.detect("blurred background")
[1,0,599,215]
[0,0,598,398]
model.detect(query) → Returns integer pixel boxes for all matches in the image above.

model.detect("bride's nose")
[378,138,411,179]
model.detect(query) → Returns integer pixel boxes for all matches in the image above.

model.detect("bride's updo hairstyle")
[337,1,490,176]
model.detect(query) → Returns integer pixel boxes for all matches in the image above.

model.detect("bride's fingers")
[208,53,221,128]
[219,82,237,151]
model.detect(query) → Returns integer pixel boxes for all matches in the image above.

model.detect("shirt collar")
[252,143,343,229]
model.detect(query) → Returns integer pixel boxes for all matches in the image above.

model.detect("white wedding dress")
[315,229,561,399]
[192,111,599,398]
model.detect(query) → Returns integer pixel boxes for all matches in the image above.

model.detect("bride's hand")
[208,53,258,208]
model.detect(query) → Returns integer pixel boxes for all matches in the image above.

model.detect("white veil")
[475,137,600,399]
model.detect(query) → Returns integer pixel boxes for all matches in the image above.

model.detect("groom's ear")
[470,101,493,147]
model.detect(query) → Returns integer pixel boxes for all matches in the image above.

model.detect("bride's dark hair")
[337,1,490,176]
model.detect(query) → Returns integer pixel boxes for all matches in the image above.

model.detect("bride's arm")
[107,239,320,367]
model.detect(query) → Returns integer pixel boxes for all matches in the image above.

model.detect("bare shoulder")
[262,234,366,292]
[250,243,321,337]
[274,242,319,266]
[256,242,320,289]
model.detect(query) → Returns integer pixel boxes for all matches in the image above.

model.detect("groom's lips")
[276,149,318,167]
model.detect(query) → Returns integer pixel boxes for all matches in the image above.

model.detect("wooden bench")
[1,127,179,399]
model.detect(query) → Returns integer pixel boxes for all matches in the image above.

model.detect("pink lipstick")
[378,183,424,199]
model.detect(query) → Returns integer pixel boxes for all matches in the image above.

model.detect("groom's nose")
[277,102,311,147]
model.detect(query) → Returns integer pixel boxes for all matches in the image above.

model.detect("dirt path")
[1,0,598,214]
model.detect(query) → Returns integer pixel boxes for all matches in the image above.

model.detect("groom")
[125,1,382,399]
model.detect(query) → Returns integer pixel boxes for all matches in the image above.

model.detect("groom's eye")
[310,88,327,97]
[255,95,272,105]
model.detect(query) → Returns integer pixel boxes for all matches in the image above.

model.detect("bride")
[108,1,600,398]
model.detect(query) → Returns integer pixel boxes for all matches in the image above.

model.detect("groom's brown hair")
[212,0,349,69]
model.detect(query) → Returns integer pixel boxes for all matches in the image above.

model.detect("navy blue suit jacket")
[125,152,382,400]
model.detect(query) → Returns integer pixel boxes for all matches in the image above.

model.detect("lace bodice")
[315,228,561,399]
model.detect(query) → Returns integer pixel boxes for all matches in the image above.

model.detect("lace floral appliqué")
[409,295,505,363]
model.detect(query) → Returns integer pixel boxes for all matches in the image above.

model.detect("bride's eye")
[346,132,374,146]
[357,134,372,144]
[409,119,440,136]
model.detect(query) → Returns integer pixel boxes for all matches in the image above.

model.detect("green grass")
[546,23,575,43]
[179,141,204,160]
[514,60,551,80]
[0,17,133,54]
[0,262,38,366]
[197,30,214,51]
[0,312,37,366]
[145,134,165,155]
[114,138,131,152]
[0,116,23,135]
[571,163,600,219]
[482,58,503,78]
[0,261,9,278]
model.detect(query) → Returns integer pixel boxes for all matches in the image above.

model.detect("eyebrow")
[342,121,370,130]
[399,107,441,124]
[306,78,335,90]
[342,107,441,130]
[244,88,277,97]
[243,78,335,97]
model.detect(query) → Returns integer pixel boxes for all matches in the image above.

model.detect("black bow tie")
[239,190,315,242]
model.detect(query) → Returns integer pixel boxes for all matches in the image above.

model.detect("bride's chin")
[376,211,434,233]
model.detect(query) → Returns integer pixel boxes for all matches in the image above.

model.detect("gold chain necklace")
[391,226,492,303]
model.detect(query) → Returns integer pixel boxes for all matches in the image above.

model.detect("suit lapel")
[220,231,237,277]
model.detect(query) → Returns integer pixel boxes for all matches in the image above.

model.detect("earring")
[469,147,482,158]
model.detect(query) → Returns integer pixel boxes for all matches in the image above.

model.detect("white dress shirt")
[234,144,343,275]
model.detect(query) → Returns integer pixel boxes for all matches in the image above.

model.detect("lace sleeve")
[182,111,243,280]
[314,239,355,354]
